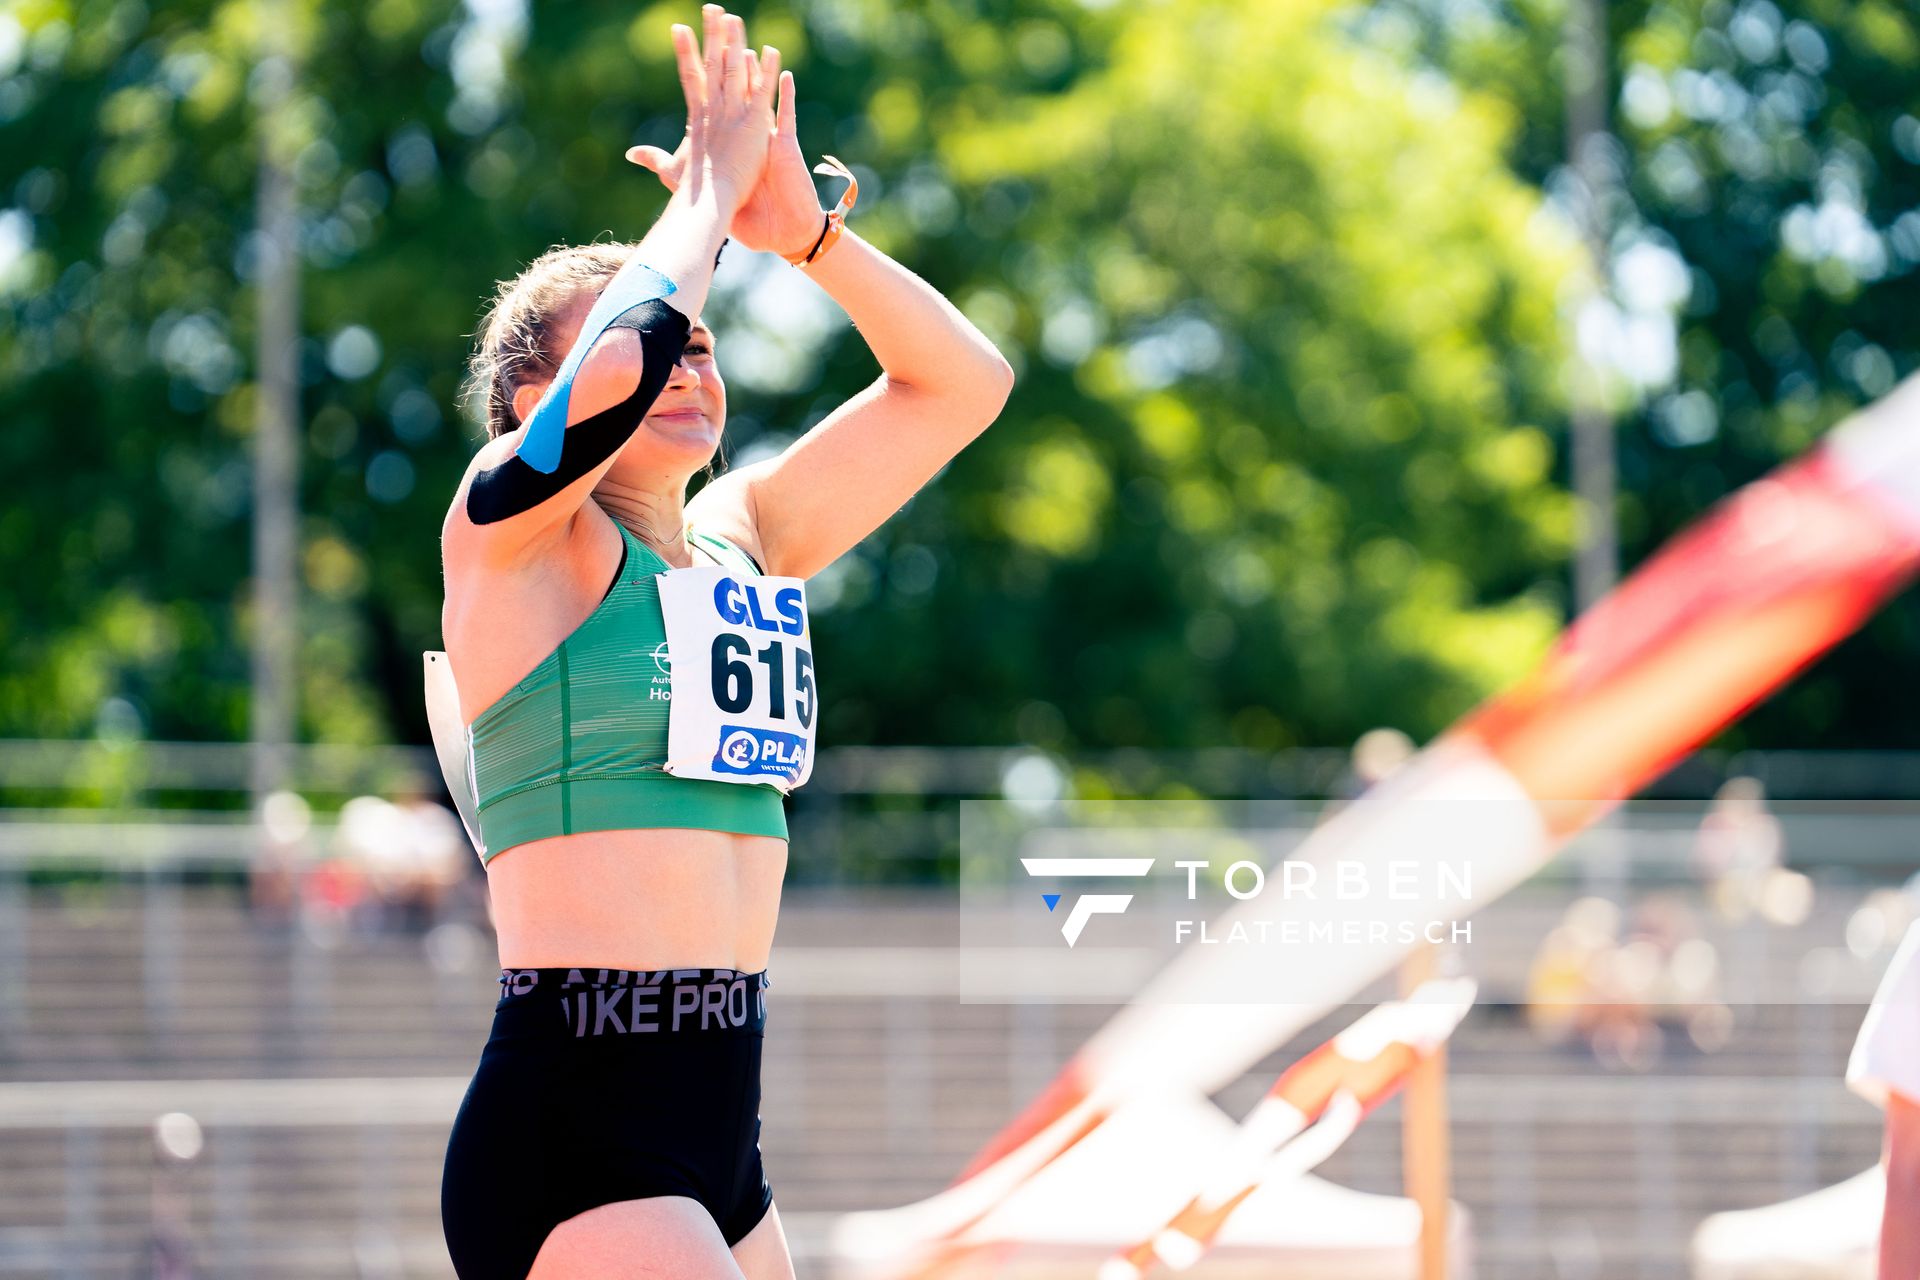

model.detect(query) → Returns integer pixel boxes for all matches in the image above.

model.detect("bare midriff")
[485,827,788,972]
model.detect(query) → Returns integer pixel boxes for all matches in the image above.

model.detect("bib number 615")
[711,636,815,729]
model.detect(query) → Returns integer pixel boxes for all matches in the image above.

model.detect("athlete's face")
[540,288,728,479]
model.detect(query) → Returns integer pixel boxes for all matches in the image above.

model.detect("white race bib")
[658,567,817,791]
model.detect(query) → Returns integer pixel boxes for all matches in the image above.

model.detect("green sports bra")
[466,523,787,862]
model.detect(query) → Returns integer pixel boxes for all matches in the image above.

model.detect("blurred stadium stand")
[0,742,1909,1279]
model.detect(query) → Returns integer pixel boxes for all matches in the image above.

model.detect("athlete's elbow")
[985,349,1016,402]
[960,349,1016,433]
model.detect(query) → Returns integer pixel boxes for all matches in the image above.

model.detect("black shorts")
[441,967,774,1279]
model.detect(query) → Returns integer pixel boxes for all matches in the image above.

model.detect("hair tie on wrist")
[794,217,831,265]
[782,155,858,267]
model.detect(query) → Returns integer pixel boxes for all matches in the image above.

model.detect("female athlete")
[435,8,1013,1278]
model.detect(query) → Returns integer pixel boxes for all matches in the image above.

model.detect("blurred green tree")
[2,0,1581,755]
[826,0,1580,750]
[1356,0,1920,747]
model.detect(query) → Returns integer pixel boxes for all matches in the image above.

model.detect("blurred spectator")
[1319,727,1415,826]
[1693,776,1787,923]
[1348,727,1413,792]
[386,774,469,928]
[1624,894,1731,1058]
[1527,894,1729,1069]
[329,777,468,932]
[1847,887,1919,965]
[144,1112,202,1279]
[305,813,372,945]
[1526,897,1620,1047]
[247,789,313,922]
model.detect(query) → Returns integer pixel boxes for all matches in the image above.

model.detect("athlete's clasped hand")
[665,5,781,213]
[630,6,827,261]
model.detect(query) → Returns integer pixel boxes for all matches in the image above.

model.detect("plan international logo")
[1021,857,1155,947]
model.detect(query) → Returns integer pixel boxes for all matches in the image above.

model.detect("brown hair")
[464,242,635,440]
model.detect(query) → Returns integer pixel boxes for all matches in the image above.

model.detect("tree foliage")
[1360,0,1920,746]
[3,0,1899,753]
[825,0,1579,750]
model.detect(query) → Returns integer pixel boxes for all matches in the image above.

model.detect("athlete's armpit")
[465,299,690,526]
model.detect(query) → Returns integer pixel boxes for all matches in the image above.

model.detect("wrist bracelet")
[795,218,831,266]
[782,155,858,268]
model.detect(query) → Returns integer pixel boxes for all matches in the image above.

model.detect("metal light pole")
[250,18,300,815]
[1564,0,1630,904]
[1565,0,1618,613]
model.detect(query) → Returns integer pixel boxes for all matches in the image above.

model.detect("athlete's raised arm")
[632,66,1015,580]
[446,10,775,565]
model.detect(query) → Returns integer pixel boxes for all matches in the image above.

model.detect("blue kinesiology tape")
[515,263,678,474]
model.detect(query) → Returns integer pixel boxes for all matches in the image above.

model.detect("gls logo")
[1021,857,1155,947]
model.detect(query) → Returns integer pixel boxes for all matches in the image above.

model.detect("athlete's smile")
[650,407,705,422]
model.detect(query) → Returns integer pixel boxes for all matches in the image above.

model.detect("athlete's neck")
[593,483,689,567]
